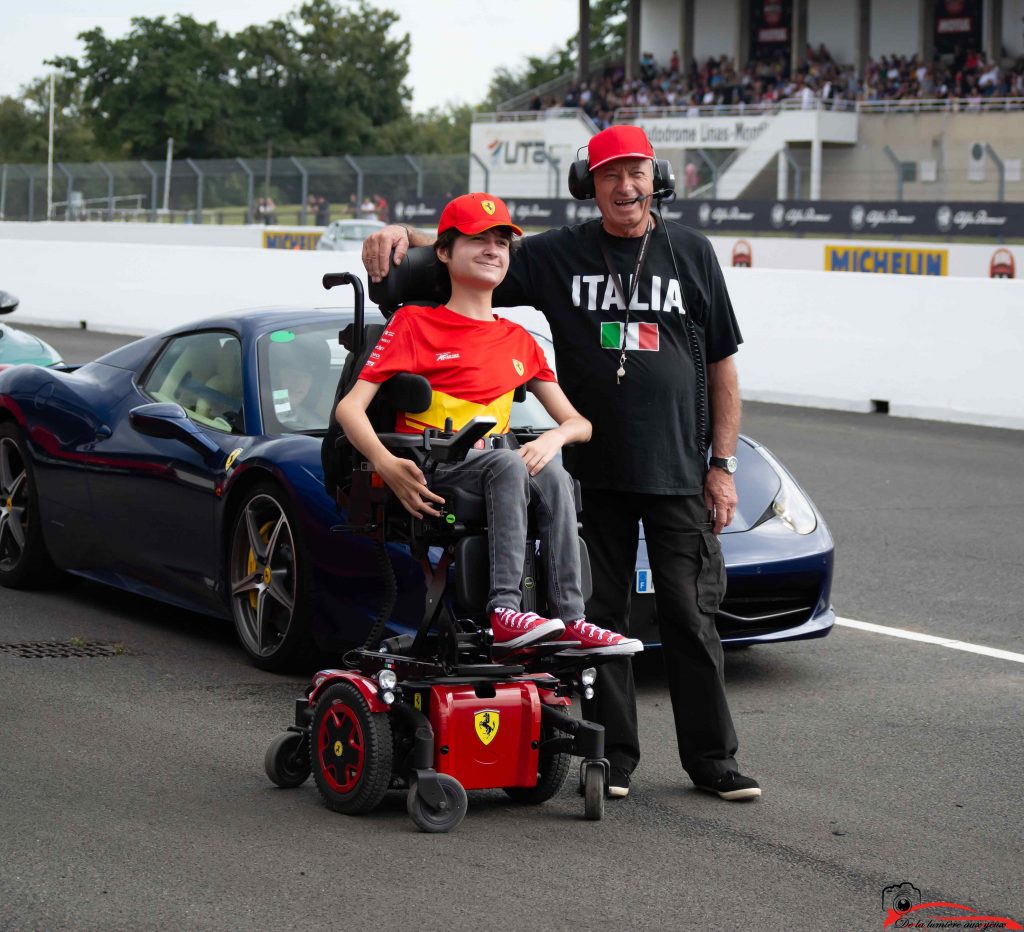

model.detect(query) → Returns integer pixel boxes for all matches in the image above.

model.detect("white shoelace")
[493,608,547,630]
[570,620,619,643]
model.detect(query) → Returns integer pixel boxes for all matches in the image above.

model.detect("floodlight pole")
[47,73,55,221]
[162,137,173,216]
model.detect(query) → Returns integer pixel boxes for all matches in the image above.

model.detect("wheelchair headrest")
[368,245,449,314]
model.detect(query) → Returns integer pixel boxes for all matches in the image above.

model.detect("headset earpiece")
[653,159,676,193]
[568,158,595,200]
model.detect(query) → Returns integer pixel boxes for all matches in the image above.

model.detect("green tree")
[233,0,411,155]
[370,103,474,156]
[50,15,237,159]
[0,76,101,164]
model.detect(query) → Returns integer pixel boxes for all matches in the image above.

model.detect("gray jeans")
[432,449,585,621]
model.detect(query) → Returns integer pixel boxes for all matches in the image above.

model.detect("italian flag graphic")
[600,321,660,351]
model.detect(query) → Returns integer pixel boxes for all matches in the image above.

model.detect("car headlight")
[754,445,817,535]
[376,669,398,691]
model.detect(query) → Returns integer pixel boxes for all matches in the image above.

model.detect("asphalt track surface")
[1,326,1022,932]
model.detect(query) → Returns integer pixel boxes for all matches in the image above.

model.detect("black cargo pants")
[579,489,739,783]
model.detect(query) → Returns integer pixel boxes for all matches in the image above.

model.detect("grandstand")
[472,0,1024,207]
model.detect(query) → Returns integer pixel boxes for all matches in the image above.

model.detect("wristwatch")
[709,455,738,475]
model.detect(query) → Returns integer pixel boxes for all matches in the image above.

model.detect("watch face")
[726,455,738,473]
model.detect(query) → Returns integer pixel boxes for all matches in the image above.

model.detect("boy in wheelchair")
[335,193,641,659]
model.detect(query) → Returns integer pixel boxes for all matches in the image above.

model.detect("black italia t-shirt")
[495,218,742,494]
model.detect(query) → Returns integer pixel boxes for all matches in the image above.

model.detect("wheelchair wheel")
[407,774,468,833]
[265,731,311,788]
[503,730,571,804]
[312,682,393,815]
[583,763,605,821]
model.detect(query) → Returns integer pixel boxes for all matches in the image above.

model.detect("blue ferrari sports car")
[0,308,833,670]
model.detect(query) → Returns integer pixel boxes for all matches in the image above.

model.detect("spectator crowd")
[527,43,1024,125]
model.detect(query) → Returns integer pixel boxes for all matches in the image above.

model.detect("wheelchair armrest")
[375,432,430,451]
[428,416,498,463]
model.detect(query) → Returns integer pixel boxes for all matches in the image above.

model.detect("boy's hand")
[518,432,564,476]
[375,456,445,517]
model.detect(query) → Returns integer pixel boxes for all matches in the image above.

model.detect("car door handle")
[95,424,112,439]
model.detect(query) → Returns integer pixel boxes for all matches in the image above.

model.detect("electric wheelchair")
[265,257,611,832]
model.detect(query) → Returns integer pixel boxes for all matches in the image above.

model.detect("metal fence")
[0,153,470,224]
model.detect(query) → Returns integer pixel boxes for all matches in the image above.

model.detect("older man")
[362,125,759,802]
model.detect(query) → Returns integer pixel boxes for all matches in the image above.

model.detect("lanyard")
[597,220,653,383]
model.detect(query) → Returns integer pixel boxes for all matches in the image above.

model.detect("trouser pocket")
[697,529,727,613]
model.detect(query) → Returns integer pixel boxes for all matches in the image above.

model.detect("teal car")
[0,292,63,369]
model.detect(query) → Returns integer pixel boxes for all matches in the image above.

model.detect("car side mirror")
[129,402,224,463]
[0,291,20,315]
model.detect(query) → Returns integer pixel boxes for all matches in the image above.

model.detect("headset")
[567,147,676,201]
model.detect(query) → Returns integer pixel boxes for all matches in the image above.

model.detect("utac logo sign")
[487,138,548,167]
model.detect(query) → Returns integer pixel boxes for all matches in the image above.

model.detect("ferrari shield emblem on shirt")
[481,200,496,216]
[474,710,500,745]
[512,358,525,376]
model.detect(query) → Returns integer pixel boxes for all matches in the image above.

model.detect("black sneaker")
[696,770,761,801]
[608,766,631,799]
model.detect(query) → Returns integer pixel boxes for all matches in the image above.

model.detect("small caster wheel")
[265,731,311,788]
[583,763,605,821]
[407,774,468,833]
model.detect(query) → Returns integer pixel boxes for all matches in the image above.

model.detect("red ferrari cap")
[437,193,523,237]
[587,125,655,171]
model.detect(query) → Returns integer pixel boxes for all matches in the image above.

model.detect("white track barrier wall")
[1,239,1021,430]
[0,240,365,331]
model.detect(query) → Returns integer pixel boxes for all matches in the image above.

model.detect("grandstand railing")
[611,96,1024,121]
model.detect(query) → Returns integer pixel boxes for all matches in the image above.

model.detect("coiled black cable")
[656,198,710,458]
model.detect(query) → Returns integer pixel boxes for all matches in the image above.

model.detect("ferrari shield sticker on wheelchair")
[474,710,500,745]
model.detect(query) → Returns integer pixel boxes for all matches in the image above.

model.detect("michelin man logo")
[936,205,952,232]
[698,203,711,226]
[770,203,786,229]
[850,204,865,231]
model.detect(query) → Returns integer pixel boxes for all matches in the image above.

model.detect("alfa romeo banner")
[391,197,1024,239]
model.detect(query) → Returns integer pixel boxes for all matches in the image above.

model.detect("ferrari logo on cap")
[481,200,496,216]
[474,710,499,745]
[512,359,524,376]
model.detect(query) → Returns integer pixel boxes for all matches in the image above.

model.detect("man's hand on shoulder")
[362,225,411,283]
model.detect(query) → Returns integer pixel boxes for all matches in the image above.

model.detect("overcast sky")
[0,0,581,111]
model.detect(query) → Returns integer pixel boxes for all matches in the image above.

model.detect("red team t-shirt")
[358,304,555,435]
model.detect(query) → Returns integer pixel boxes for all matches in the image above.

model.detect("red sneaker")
[558,619,643,656]
[489,607,565,648]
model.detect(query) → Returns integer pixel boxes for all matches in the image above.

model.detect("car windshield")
[258,323,346,435]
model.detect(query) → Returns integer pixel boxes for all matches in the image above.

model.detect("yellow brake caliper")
[246,520,275,610]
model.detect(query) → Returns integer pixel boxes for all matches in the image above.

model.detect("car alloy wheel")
[0,424,52,588]
[228,482,311,671]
